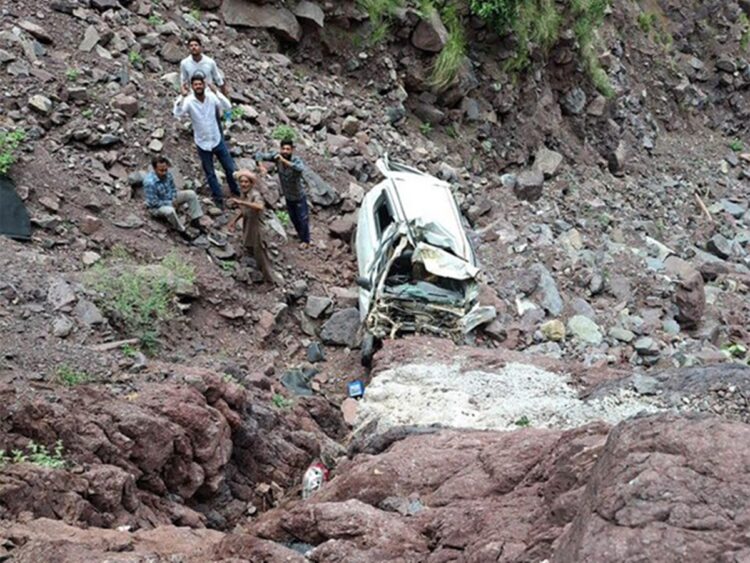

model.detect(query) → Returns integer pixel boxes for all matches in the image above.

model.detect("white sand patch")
[356,362,667,432]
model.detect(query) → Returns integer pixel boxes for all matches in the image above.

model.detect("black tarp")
[0,175,31,241]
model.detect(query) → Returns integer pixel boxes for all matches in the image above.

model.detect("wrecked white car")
[355,156,496,365]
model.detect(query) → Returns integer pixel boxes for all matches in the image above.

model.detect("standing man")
[173,72,240,209]
[179,36,228,96]
[143,155,205,239]
[255,139,311,248]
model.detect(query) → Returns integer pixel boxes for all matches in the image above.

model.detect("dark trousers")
[197,139,239,203]
[286,197,310,243]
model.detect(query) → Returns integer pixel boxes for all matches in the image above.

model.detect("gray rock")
[303,169,340,207]
[304,296,333,319]
[413,103,445,125]
[341,115,360,137]
[52,316,74,338]
[631,373,659,395]
[306,342,326,363]
[321,308,361,348]
[718,199,747,218]
[706,234,732,260]
[18,20,53,44]
[609,326,635,343]
[222,0,302,42]
[532,264,563,316]
[47,279,77,310]
[570,297,596,319]
[608,140,629,176]
[75,299,105,326]
[500,173,517,190]
[91,0,119,10]
[567,315,603,345]
[716,57,737,73]
[159,43,183,64]
[79,25,100,52]
[289,279,308,300]
[293,1,325,27]
[111,93,139,117]
[514,169,544,202]
[634,336,660,356]
[562,87,587,115]
[28,95,52,115]
[533,147,563,179]
[411,9,448,52]
[113,214,144,229]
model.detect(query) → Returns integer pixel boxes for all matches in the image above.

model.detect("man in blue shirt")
[255,139,311,247]
[143,156,205,238]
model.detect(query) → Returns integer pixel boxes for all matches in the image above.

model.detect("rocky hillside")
[1,0,750,561]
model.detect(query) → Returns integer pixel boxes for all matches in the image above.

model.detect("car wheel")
[361,332,376,367]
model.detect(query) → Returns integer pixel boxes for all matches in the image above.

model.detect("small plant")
[514,415,532,427]
[189,7,201,21]
[275,209,291,226]
[148,14,165,26]
[222,373,239,384]
[741,13,750,52]
[637,12,657,34]
[357,0,403,44]
[271,124,297,142]
[56,365,90,387]
[65,68,80,82]
[230,106,245,121]
[419,122,433,136]
[121,343,138,358]
[729,138,744,152]
[128,50,143,65]
[722,342,747,359]
[88,252,195,355]
[0,129,26,176]
[82,108,93,119]
[445,123,459,139]
[219,260,236,272]
[0,441,66,469]
[272,393,293,409]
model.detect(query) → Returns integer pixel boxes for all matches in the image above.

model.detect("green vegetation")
[189,7,201,21]
[271,124,297,142]
[230,106,245,121]
[419,121,433,135]
[741,13,750,52]
[82,108,93,119]
[445,123,459,139]
[722,342,747,359]
[121,343,138,358]
[431,3,467,91]
[128,50,143,65]
[56,365,90,387]
[148,14,165,26]
[219,260,236,272]
[272,393,294,409]
[637,11,657,34]
[0,129,26,176]
[514,415,532,427]
[357,0,403,44]
[729,138,744,152]
[65,68,80,82]
[275,209,291,226]
[0,441,66,470]
[468,0,613,95]
[88,251,195,355]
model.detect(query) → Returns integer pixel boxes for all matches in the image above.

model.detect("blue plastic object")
[347,380,365,399]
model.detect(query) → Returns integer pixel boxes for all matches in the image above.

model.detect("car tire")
[361,332,376,367]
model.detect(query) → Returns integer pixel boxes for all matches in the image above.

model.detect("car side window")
[374,194,394,238]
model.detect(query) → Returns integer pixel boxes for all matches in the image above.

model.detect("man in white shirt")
[179,36,227,96]
[173,72,240,209]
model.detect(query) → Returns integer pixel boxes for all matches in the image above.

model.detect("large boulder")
[303,169,341,207]
[222,0,302,42]
[321,308,361,347]
[411,10,448,52]
[293,1,325,28]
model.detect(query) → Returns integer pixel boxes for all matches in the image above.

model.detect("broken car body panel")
[356,156,495,341]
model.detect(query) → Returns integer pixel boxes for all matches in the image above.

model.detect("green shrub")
[147,14,164,26]
[271,124,297,142]
[469,0,613,95]
[88,251,195,354]
[272,393,293,409]
[431,3,468,91]
[637,12,656,34]
[128,50,143,65]
[65,68,80,81]
[0,440,66,469]
[741,13,750,52]
[275,209,291,226]
[729,138,744,152]
[0,129,25,176]
[358,0,403,44]
[230,106,245,121]
[419,121,433,135]
[56,365,90,386]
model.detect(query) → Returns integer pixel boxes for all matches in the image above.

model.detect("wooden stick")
[89,338,139,352]
[694,192,713,223]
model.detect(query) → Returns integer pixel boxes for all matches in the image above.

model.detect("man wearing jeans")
[143,156,204,239]
[173,72,239,209]
[255,139,311,247]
